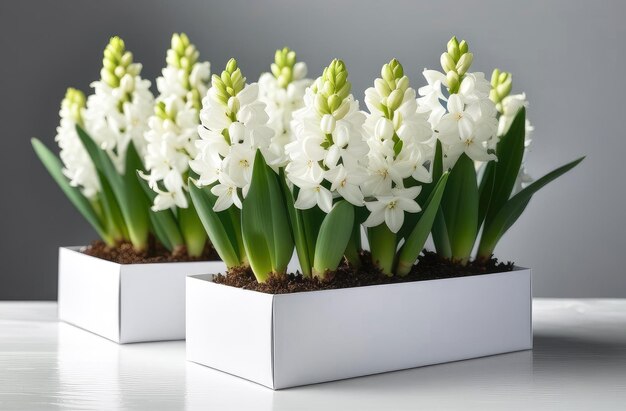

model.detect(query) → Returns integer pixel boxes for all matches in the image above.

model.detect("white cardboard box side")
[186,275,275,388]
[272,268,532,389]
[187,268,531,390]
[58,246,226,343]
[58,247,122,342]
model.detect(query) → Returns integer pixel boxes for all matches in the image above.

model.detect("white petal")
[385,207,404,233]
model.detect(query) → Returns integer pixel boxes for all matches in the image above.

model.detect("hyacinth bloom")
[83,36,154,173]
[258,47,312,168]
[285,59,368,212]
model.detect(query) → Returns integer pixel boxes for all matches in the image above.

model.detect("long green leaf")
[96,169,127,241]
[189,181,240,268]
[313,200,354,278]
[477,161,495,230]
[178,199,208,257]
[135,171,184,252]
[485,107,526,225]
[396,172,449,275]
[441,153,478,264]
[279,169,311,276]
[121,142,150,249]
[477,156,585,258]
[432,208,451,258]
[76,125,148,249]
[31,138,112,245]
[242,151,293,281]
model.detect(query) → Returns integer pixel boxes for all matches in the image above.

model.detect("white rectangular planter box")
[186,268,532,389]
[58,246,226,344]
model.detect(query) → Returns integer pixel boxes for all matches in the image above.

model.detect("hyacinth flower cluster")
[139,33,212,256]
[258,47,312,168]
[34,37,155,251]
[416,37,584,263]
[361,59,449,275]
[32,35,215,257]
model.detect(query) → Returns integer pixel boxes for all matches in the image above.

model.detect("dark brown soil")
[213,250,514,294]
[82,239,219,264]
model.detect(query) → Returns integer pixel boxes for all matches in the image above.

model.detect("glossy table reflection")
[1,300,625,410]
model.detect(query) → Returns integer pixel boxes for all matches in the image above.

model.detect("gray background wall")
[0,0,623,299]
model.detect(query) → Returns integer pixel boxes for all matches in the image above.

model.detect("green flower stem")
[179,199,207,257]
[227,206,247,266]
[368,225,396,276]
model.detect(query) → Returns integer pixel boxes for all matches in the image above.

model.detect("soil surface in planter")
[213,251,514,294]
[82,239,220,264]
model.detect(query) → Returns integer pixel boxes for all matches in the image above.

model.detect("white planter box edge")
[58,246,226,344]
[186,267,532,389]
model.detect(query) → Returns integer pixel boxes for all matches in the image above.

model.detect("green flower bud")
[447,36,460,61]
[100,36,143,95]
[456,52,473,76]
[327,94,342,113]
[396,76,409,93]
[489,68,513,111]
[440,52,456,73]
[320,60,351,97]
[442,36,472,94]
[271,47,301,88]
[212,58,246,107]
[62,87,86,126]
[386,89,404,111]
[491,69,501,88]
[447,71,460,94]
[381,64,394,83]
[226,58,238,74]
[315,93,330,114]
[458,40,468,55]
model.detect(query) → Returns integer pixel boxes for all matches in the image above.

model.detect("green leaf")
[477,156,584,258]
[241,151,294,281]
[121,141,150,249]
[301,205,326,264]
[76,125,148,250]
[313,200,354,278]
[135,171,184,252]
[31,138,112,245]
[96,169,127,241]
[477,161,495,229]
[396,172,449,276]
[279,168,311,276]
[431,208,451,259]
[485,107,527,225]
[189,181,241,268]
[368,224,397,276]
[178,199,208,257]
[441,153,478,264]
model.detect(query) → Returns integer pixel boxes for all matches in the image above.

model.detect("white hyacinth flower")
[258,48,312,168]
[143,33,211,211]
[285,59,368,212]
[363,186,422,234]
[83,36,154,173]
[417,37,498,170]
[55,88,100,199]
[361,59,435,233]
[190,58,275,211]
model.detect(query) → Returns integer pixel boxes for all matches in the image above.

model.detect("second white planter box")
[186,268,532,389]
[58,246,226,344]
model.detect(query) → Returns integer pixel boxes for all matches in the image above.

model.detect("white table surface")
[0,300,625,410]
